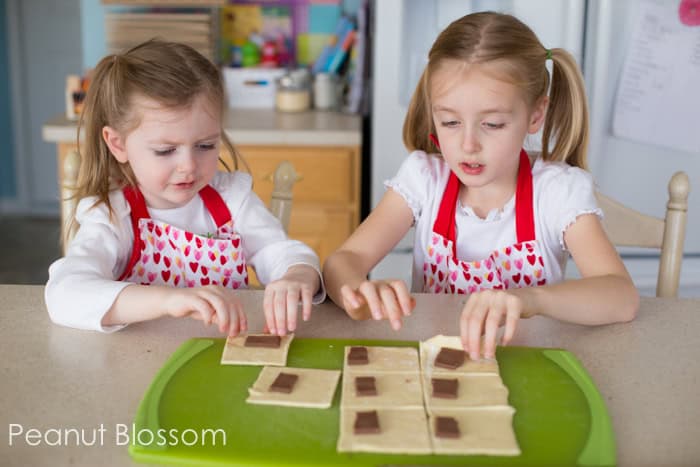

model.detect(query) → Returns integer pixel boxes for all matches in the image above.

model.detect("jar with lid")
[313,73,339,110]
[275,71,311,112]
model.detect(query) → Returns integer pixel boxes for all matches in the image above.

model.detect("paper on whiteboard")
[612,0,700,154]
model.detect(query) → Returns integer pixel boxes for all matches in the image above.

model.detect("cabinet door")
[219,145,360,205]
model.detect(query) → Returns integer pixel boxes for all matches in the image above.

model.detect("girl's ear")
[102,126,128,163]
[527,96,549,134]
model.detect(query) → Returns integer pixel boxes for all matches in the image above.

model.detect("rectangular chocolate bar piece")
[269,372,299,393]
[354,376,378,396]
[434,347,466,370]
[435,416,460,439]
[431,377,458,399]
[347,346,369,365]
[244,334,282,348]
[354,410,380,434]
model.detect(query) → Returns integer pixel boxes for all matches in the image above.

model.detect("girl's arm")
[103,284,247,335]
[323,189,415,320]
[513,213,639,324]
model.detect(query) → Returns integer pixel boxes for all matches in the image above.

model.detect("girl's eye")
[441,120,460,128]
[484,122,505,130]
[197,143,217,151]
[153,148,176,156]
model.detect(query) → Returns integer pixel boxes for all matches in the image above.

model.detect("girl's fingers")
[301,286,313,322]
[378,284,402,331]
[460,295,476,351]
[340,285,362,310]
[467,299,488,361]
[390,280,413,316]
[263,289,275,335]
[286,289,299,332]
[273,289,287,336]
[358,282,383,320]
[482,306,504,359]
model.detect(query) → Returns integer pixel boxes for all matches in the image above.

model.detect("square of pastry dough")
[428,407,521,456]
[246,366,341,408]
[343,346,420,374]
[220,333,294,366]
[423,374,510,411]
[420,335,499,376]
[341,372,424,409]
[337,408,432,454]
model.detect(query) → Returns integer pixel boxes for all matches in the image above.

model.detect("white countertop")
[42,108,362,146]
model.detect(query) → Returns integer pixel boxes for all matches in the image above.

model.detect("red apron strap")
[118,185,150,281]
[514,149,535,243]
[198,185,232,228]
[432,172,461,257]
[431,148,535,259]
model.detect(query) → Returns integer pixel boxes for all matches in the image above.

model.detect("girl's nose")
[177,150,196,173]
[462,127,481,154]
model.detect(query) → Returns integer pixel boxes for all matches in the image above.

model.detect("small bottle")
[65,75,81,120]
[275,74,310,112]
[313,73,337,110]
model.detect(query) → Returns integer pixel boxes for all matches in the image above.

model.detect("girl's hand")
[164,285,247,336]
[341,280,415,331]
[460,290,523,360]
[263,265,320,336]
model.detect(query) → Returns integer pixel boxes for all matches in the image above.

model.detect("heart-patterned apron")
[118,185,249,289]
[423,149,546,294]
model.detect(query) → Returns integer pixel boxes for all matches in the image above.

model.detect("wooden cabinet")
[220,144,361,266]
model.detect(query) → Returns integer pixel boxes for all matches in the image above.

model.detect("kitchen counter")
[42,108,362,146]
[2,285,699,466]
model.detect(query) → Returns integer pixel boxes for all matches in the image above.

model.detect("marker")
[243,80,269,86]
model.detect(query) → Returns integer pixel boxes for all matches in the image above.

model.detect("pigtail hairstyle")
[403,68,440,154]
[65,39,243,247]
[540,48,589,169]
[402,12,589,170]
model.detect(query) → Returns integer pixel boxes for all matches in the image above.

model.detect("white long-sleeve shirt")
[45,171,324,332]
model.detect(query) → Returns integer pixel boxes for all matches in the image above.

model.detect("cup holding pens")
[313,73,339,111]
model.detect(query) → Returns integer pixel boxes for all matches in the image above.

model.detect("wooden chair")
[268,160,300,233]
[595,172,690,298]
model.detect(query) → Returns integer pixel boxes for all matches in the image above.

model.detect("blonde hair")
[67,39,242,246]
[403,11,589,170]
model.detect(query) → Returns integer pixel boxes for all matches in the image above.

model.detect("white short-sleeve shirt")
[45,171,324,332]
[385,151,602,292]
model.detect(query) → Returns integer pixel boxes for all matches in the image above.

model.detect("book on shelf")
[104,9,217,61]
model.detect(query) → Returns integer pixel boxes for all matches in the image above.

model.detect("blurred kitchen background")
[0,0,698,296]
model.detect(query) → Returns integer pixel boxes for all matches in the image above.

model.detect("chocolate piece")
[435,416,460,439]
[269,372,298,393]
[431,378,458,399]
[434,347,466,370]
[355,376,377,396]
[347,346,369,365]
[244,335,281,348]
[354,410,380,434]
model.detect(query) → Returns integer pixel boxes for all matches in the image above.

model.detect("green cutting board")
[129,338,616,467]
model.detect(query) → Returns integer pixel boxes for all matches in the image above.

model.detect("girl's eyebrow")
[433,105,512,115]
[148,133,221,145]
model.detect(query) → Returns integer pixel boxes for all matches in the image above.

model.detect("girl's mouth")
[174,181,195,189]
[459,162,484,176]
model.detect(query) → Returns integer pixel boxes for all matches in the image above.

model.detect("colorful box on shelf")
[223,67,287,109]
